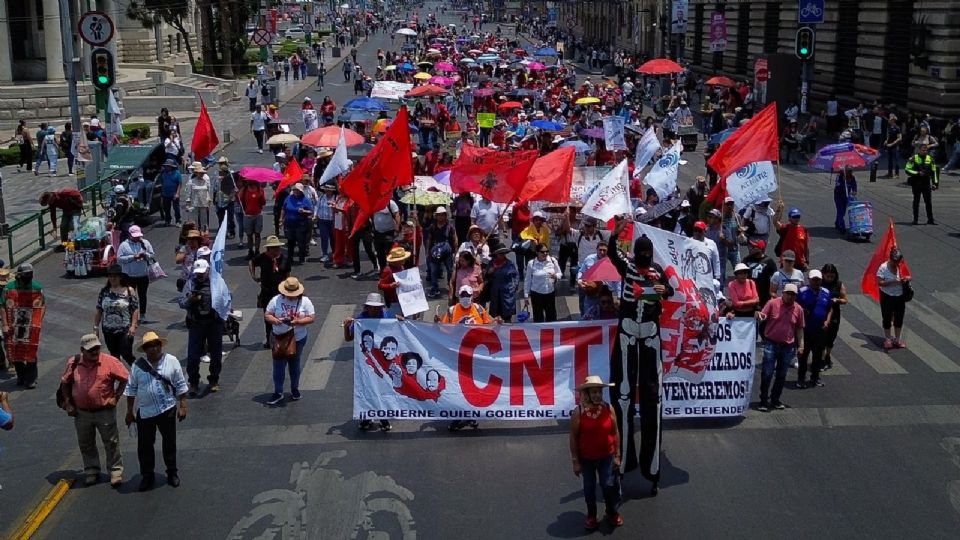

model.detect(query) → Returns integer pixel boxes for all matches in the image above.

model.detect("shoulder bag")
[135,356,177,395]
[901,280,914,303]
[271,298,301,359]
[55,354,81,410]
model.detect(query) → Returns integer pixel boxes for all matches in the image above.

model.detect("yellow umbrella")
[575,97,601,105]
[383,65,397,71]
[414,72,432,80]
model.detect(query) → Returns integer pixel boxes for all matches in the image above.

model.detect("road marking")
[563,295,580,320]
[902,299,960,372]
[299,304,357,391]
[8,479,73,540]
[820,355,850,376]
[836,316,907,374]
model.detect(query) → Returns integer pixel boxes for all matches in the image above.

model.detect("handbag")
[55,354,81,410]
[272,330,297,359]
[902,280,914,302]
[147,258,167,282]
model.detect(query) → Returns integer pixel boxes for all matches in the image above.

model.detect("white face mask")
[459,297,471,309]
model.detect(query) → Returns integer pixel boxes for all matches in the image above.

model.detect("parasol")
[526,62,547,71]
[400,190,452,206]
[404,84,448,98]
[429,76,455,86]
[530,120,564,131]
[301,126,365,147]
[238,166,284,183]
[575,97,601,105]
[338,110,377,123]
[705,76,736,87]
[395,28,417,36]
[265,133,300,145]
[581,127,604,139]
[346,143,375,160]
[534,47,558,57]
[435,61,456,71]
[498,101,523,111]
[636,58,684,75]
[808,143,880,171]
[414,72,432,80]
[343,97,388,112]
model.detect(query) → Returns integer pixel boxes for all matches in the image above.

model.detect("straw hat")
[0,268,11,286]
[364,293,385,307]
[317,149,334,158]
[278,277,305,296]
[386,247,411,263]
[136,331,169,352]
[185,229,203,239]
[190,161,206,173]
[262,235,284,248]
[577,375,614,391]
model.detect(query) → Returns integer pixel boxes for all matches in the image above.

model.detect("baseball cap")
[723,196,735,204]
[680,200,691,208]
[192,259,210,274]
[808,269,823,280]
[128,225,143,238]
[693,220,707,230]
[708,209,722,218]
[17,262,34,274]
[749,239,766,251]
[292,182,305,192]
[788,207,802,218]
[781,250,796,261]
[532,210,545,220]
[458,284,474,296]
[434,206,447,214]
[80,333,102,350]
[197,246,212,257]
[783,283,799,294]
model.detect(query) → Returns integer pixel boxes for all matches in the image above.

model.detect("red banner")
[707,102,779,179]
[450,146,539,203]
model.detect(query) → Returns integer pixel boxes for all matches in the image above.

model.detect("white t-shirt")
[470,200,504,234]
[372,200,399,233]
[251,112,269,131]
[266,295,316,341]
[876,262,903,297]
[770,268,806,297]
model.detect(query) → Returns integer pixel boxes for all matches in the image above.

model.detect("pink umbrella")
[435,61,456,72]
[429,76,454,86]
[527,62,547,71]
[239,166,284,183]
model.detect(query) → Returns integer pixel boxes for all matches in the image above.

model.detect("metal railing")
[3,171,110,268]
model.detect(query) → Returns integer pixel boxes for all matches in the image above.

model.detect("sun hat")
[783,283,799,294]
[386,247,411,263]
[185,229,202,239]
[80,333,102,351]
[434,206,448,214]
[135,331,168,352]
[577,375,614,391]
[128,225,143,238]
[292,182,305,192]
[192,259,210,274]
[364,293,385,307]
[493,245,511,255]
[278,276,305,296]
[189,161,206,173]
[317,149,334,158]
[319,182,337,191]
[217,156,230,164]
[262,235,284,248]
[734,263,750,274]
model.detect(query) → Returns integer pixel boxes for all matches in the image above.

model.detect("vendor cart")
[63,217,120,277]
[677,125,699,152]
[845,200,873,242]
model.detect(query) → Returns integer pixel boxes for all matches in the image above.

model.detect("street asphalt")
[1,3,959,539]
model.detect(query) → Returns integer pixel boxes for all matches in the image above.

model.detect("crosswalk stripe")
[836,317,908,375]
[847,294,960,373]
[299,304,357,391]
[820,356,850,376]
[563,295,580,321]
[902,299,960,370]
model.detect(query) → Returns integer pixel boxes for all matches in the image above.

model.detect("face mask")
[459,297,471,309]
[634,253,652,267]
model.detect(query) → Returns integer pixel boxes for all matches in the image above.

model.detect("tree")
[126,0,197,73]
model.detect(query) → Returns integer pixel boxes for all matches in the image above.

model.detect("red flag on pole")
[517,146,576,204]
[450,146,539,203]
[275,159,305,194]
[704,176,728,210]
[190,98,220,161]
[861,218,911,301]
[341,106,414,235]
[707,102,779,179]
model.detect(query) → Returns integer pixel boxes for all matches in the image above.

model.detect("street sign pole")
[60,0,82,133]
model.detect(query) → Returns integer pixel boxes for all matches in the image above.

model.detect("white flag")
[581,159,631,222]
[209,219,233,321]
[633,127,661,177]
[106,90,124,150]
[643,140,682,200]
[603,116,627,151]
[319,127,353,184]
[724,161,777,209]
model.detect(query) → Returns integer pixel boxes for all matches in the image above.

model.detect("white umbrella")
[396,28,417,36]
[459,58,475,64]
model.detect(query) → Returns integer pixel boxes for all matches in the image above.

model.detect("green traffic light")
[97,75,109,84]
[800,47,809,55]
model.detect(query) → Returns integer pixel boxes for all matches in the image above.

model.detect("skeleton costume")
[607,235,672,486]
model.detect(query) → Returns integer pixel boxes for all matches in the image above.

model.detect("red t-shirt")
[777,224,809,267]
[238,187,267,216]
[577,404,617,460]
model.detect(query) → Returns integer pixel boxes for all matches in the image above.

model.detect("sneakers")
[201,354,211,363]
[188,384,199,397]
[381,420,392,431]
[757,402,770,412]
[320,255,330,262]
[810,380,825,388]
[584,516,598,530]
[309,239,318,246]
[791,360,799,369]
[882,338,894,350]
[110,475,122,488]
[351,273,362,280]
[796,381,807,389]
[290,390,302,401]
[609,513,624,527]
[267,393,284,405]
[208,384,220,393]
[773,402,786,410]
[895,339,907,349]
[258,148,264,154]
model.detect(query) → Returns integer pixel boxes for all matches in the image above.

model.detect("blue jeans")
[317,219,334,257]
[885,146,901,176]
[579,455,621,518]
[760,341,796,405]
[273,337,306,395]
[427,257,452,294]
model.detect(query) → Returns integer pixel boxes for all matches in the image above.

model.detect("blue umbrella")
[507,88,536,97]
[559,140,591,152]
[343,97,389,112]
[531,120,563,132]
[708,127,737,146]
[534,47,558,57]
[338,110,377,123]
[400,62,415,71]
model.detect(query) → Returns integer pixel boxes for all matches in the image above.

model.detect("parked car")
[284,26,306,40]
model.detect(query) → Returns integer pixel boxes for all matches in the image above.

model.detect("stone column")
[43,0,64,81]
[0,0,13,82]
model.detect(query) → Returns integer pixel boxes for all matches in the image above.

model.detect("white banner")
[569,166,611,201]
[394,267,428,316]
[580,159,631,221]
[633,127,661,176]
[371,81,414,101]
[643,141,682,200]
[602,116,627,151]
[352,318,756,420]
[724,161,777,209]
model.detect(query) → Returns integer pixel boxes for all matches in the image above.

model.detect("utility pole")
[60,0,83,134]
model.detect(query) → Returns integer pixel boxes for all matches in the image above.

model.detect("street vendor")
[39,188,85,243]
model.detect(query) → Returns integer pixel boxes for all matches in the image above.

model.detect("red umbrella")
[405,84,448,98]
[636,58,684,75]
[513,48,527,56]
[498,101,523,111]
[705,76,736,87]
[301,126,365,148]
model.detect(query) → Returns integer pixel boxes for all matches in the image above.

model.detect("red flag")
[450,145,539,203]
[707,102,779,179]
[341,106,413,235]
[190,98,220,161]
[704,177,727,209]
[581,256,621,282]
[860,219,911,301]
[275,159,305,194]
[517,146,575,204]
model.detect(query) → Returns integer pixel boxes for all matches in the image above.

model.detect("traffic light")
[795,27,815,61]
[90,48,115,90]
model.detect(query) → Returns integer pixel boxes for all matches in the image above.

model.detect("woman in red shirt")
[569,375,623,530]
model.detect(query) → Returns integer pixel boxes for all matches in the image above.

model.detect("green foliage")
[120,123,152,143]
[0,146,19,166]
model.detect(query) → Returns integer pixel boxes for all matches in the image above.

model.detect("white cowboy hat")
[577,375,614,391]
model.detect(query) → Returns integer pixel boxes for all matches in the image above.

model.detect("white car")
[284,26,306,40]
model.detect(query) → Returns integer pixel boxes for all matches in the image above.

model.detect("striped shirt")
[124,354,188,419]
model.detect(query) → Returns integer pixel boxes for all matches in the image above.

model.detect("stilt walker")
[607,216,673,493]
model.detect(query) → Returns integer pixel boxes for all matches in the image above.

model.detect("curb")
[8,478,74,540]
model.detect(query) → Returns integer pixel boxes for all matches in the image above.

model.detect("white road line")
[902,299,960,372]
[299,304,357,391]
[563,294,580,321]
[836,317,908,375]
[847,294,960,373]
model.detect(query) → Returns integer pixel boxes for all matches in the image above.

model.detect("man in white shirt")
[250,105,269,154]
[742,199,775,245]
[244,79,259,111]
[576,242,621,317]
[371,199,400,270]
[470,196,505,235]
[690,220,722,282]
